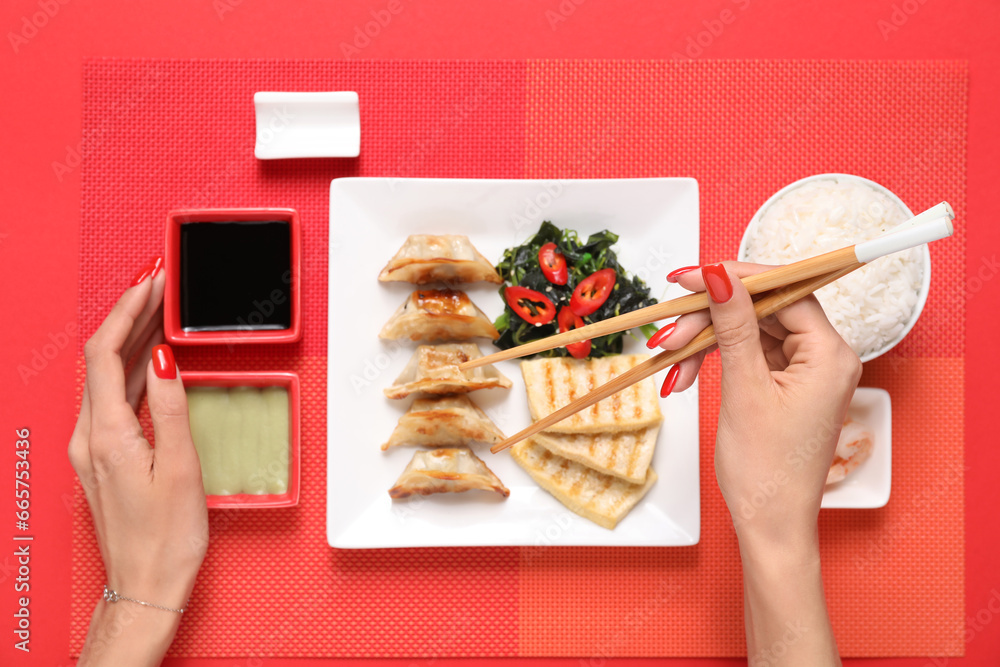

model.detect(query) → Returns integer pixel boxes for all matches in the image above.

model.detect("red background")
[1,1,998,666]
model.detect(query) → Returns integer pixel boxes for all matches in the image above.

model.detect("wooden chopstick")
[460,245,859,371]
[489,262,863,454]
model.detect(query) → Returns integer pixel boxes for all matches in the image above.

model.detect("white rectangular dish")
[254,91,360,159]
[326,177,700,548]
[821,387,892,508]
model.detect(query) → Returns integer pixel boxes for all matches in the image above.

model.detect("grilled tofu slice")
[511,439,657,529]
[520,354,662,434]
[531,425,659,484]
[382,394,506,450]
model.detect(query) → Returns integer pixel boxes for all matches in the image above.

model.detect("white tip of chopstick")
[877,201,954,240]
[854,213,954,263]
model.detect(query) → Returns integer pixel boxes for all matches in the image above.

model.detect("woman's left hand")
[69,258,208,666]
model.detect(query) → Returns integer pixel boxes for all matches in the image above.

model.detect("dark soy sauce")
[180,221,292,332]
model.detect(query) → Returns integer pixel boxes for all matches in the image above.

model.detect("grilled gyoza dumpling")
[384,343,512,400]
[378,289,499,342]
[382,394,506,450]
[378,235,502,284]
[388,447,509,499]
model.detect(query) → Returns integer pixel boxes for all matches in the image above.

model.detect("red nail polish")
[660,364,681,397]
[646,322,676,349]
[130,257,160,287]
[703,263,733,304]
[666,266,699,283]
[150,255,164,280]
[152,344,176,380]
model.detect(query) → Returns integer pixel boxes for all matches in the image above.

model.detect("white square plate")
[326,178,700,548]
[821,387,892,508]
[254,91,360,159]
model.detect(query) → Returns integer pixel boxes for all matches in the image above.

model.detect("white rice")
[744,178,924,359]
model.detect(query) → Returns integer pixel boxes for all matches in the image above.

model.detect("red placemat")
[72,59,966,658]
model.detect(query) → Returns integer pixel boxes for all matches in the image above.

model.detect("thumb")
[702,264,770,386]
[146,344,198,466]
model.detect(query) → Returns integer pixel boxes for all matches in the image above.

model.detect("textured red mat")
[72,59,966,658]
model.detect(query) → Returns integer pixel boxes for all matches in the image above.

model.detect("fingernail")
[660,364,681,397]
[666,266,699,283]
[152,344,176,380]
[150,255,164,280]
[130,256,162,287]
[703,263,733,304]
[646,322,676,349]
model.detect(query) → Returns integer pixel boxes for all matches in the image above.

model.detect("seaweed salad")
[493,221,659,359]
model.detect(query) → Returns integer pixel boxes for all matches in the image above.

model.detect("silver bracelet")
[103,585,187,614]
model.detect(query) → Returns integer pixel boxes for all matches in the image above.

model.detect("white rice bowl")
[740,175,929,362]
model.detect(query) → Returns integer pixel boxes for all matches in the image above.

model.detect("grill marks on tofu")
[511,439,658,530]
[520,354,662,434]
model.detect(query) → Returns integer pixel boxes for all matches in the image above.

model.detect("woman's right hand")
[655,261,861,538]
[656,262,856,666]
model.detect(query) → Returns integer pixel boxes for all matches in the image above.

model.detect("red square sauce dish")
[164,208,301,345]
[181,371,301,509]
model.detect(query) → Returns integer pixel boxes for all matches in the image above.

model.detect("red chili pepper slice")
[538,242,568,285]
[504,285,556,326]
[557,306,591,359]
[570,268,617,317]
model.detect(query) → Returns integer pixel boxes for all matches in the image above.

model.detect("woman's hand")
[69,258,208,667]
[654,261,861,535]
[655,262,857,666]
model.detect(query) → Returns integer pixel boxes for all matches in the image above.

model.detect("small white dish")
[254,91,360,159]
[739,173,931,363]
[821,387,892,509]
